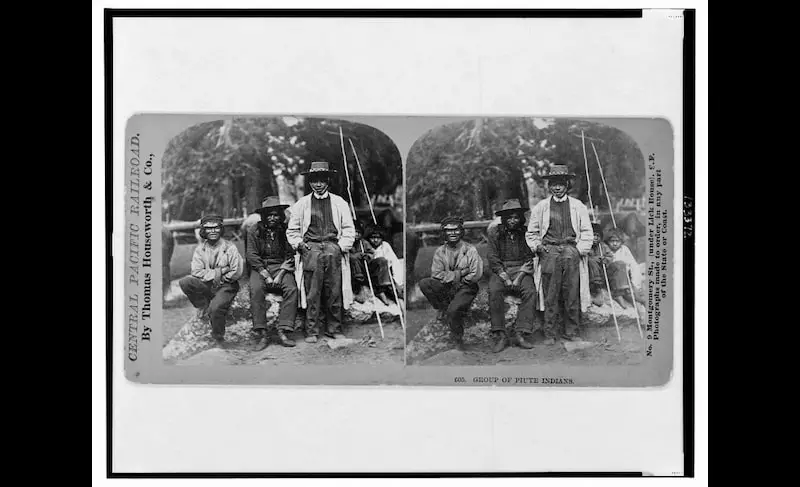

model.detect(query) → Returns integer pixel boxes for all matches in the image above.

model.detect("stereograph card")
[123,114,675,387]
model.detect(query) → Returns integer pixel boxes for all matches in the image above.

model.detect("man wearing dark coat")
[487,199,537,352]
[246,196,298,350]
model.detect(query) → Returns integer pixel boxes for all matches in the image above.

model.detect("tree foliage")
[162,117,402,221]
[407,118,645,223]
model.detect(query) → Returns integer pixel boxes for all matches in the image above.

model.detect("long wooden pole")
[591,141,643,339]
[349,138,406,332]
[582,131,621,342]
[339,128,384,339]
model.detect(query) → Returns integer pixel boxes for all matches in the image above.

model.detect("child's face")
[369,235,383,248]
[608,237,622,251]
[355,230,363,241]
[593,233,601,245]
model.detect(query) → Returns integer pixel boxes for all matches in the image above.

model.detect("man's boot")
[252,329,270,352]
[211,332,227,349]
[276,330,296,348]
[491,331,508,353]
[515,332,535,349]
[453,330,470,351]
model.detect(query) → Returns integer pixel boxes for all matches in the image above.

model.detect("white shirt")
[312,190,330,200]
[552,195,568,203]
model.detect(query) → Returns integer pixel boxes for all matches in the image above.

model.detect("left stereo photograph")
[124,114,406,385]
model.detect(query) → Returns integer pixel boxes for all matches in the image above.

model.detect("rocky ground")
[162,280,404,366]
[406,284,646,365]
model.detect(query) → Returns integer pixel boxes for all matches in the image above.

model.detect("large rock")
[407,285,646,363]
[346,297,404,324]
[162,286,279,362]
[163,282,402,362]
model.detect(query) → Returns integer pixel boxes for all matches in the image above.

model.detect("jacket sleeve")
[336,198,356,252]
[620,245,642,289]
[280,235,296,272]
[246,226,264,273]
[430,247,453,282]
[221,243,244,282]
[286,199,304,250]
[461,245,484,284]
[575,201,594,255]
[190,245,216,282]
[525,203,543,252]
[486,225,505,276]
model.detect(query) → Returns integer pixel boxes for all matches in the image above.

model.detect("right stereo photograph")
[404,117,674,387]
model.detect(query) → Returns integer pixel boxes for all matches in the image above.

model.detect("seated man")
[487,199,536,352]
[364,226,402,306]
[179,215,244,346]
[603,229,644,309]
[418,216,483,350]
[586,222,611,306]
[349,220,374,303]
[246,196,298,350]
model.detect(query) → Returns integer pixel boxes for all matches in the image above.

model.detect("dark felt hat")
[495,198,529,216]
[542,164,577,180]
[301,160,337,176]
[254,196,289,215]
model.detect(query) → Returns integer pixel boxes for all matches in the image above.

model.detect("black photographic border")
[103,8,695,479]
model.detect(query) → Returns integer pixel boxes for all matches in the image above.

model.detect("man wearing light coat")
[286,161,356,342]
[526,165,594,344]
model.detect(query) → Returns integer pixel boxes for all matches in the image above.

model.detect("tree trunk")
[221,177,234,218]
[245,174,259,216]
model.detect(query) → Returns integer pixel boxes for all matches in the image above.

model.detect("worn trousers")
[418,278,478,336]
[604,261,630,296]
[303,241,344,337]
[351,256,393,290]
[249,264,298,333]
[540,244,582,338]
[587,255,605,290]
[488,273,535,334]
[179,276,240,338]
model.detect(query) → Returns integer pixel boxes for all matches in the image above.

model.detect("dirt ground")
[174,322,404,367]
[162,282,404,366]
[407,307,644,366]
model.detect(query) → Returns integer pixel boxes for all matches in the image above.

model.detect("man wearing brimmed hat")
[286,161,356,342]
[418,215,484,350]
[246,196,298,350]
[525,165,594,344]
[487,199,537,352]
[179,214,244,346]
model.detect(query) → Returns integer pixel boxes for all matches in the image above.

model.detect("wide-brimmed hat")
[495,198,529,217]
[542,164,577,180]
[254,196,289,215]
[301,160,337,176]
